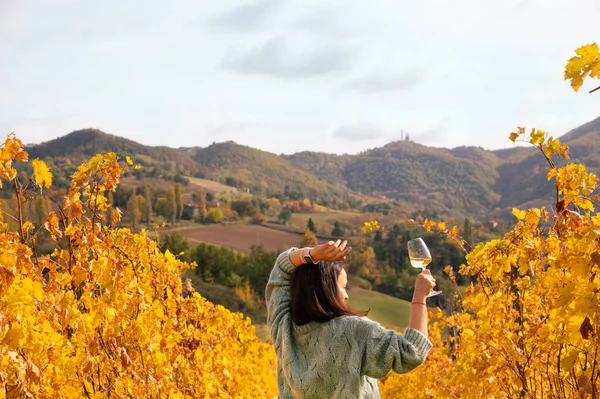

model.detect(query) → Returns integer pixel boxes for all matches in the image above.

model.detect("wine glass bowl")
[407,237,442,298]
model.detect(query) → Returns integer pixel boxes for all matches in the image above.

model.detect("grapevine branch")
[12,179,25,244]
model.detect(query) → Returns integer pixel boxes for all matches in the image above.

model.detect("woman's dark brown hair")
[290,260,368,326]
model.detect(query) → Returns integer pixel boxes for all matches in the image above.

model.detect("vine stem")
[12,179,25,243]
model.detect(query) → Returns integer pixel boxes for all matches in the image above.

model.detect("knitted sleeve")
[265,248,297,342]
[356,317,433,378]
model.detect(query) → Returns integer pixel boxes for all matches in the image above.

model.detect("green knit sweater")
[266,248,433,399]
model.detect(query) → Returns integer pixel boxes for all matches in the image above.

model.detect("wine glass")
[407,237,442,297]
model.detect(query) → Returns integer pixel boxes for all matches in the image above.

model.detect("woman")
[266,239,435,398]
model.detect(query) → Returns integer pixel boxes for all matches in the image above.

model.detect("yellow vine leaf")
[423,219,435,231]
[32,159,53,189]
[525,209,541,230]
[436,222,447,233]
[564,43,600,92]
[43,211,62,241]
[126,156,134,165]
[22,221,34,233]
[448,226,459,239]
[462,328,475,338]
[512,208,526,220]
[362,220,380,233]
[529,128,546,145]
[3,134,28,162]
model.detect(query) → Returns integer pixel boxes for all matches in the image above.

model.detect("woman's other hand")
[309,240,352,262]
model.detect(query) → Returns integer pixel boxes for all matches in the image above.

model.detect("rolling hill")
[27,128,199,169]
[187,141,363,205]
[19,115,600,220]
[24,131,364,207]
[492,116,600,213]
[287,116,600,218]
[25,128,201,187]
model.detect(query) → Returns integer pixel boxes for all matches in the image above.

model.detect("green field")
[347,287,412,331]
[255,287,411,343]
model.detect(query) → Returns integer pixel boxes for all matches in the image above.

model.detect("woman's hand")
[309,240,352,262]
[412,269,436,302]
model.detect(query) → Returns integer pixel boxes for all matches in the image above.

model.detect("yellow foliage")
[381,48,600,396]
[564,43,600,92]
[362,220,380,233]
[0,138,277,398]
[423,219,436,232]
[31,159,53,189]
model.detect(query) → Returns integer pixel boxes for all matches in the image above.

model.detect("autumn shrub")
[381,43,600,398]
[0,141,277,398]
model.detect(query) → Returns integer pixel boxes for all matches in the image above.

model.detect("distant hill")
[28,128,198,168]
[285,117,600,218]
[492,116,600,213]
[287,141,502,217]
[187,141,362,205]
[20,116,600,220]
[25,128,200,187]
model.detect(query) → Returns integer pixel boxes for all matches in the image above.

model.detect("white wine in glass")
[407,237,442,298]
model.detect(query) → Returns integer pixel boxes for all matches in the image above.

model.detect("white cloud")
[208,0,284,32]
[339,71,423,93]
[1,0,599,155]
[221,36,354,78]
[333,123,385,141]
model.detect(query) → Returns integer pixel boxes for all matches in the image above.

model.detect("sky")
[1,0,599,155]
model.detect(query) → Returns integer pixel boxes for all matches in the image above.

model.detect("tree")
[143,186,153,227]
[307,218,317,234]
[34,195,49,227]
[160,232,191,262]
[205,207,224,224]
[205,191,214,202]
[231,199,255,218]
[278,208,292,225]
[166,188,177,225]
[463,217,474,248]
[174,183,183,220]
[225,176,238,188]
[126,193,143,227]
[196,188,207,222]
[265,198,281,216]
[346,246,376,277]
[331,221,344,237]
[300,228,318,247]
[251,212,266,224]
[155,197,167,220]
